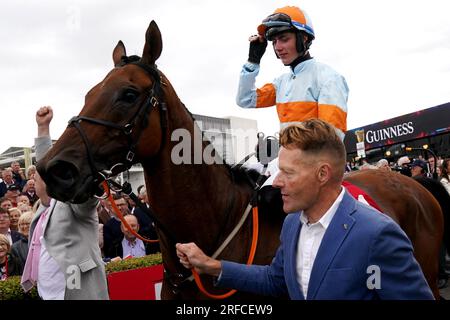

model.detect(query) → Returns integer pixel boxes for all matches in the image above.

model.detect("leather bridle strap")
[67,60,166,183]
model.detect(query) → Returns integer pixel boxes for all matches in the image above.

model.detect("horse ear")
[113,40,127,67]
[141,20,162,65]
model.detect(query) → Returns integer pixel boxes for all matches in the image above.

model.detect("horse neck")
[143,95,252,251]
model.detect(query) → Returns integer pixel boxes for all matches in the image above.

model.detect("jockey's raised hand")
[248,34,267,64]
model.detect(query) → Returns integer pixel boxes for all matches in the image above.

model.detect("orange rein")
[191,206,259,299]
[102,180,259,299]
[102,181,159,243]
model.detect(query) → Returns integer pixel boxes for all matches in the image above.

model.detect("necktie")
[21,204,51,292]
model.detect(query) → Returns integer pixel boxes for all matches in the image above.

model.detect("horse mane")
[228,165,266,187]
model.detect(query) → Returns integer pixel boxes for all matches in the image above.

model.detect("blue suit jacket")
[218,190,433,300]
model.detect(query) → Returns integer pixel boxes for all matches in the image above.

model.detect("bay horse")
[36,21,444,299]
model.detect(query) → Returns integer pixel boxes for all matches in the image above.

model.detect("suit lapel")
[43,199,57,234]
[284,215,305,300]
[306,191,357,299]
[30,203,47,238]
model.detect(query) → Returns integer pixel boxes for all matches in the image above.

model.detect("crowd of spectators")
[0,157,160,282]
[346,154,449,179]
[346,154,450,289]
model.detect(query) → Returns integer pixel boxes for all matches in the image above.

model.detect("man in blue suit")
[176,119,433,300]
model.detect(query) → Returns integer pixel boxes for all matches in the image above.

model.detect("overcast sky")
[1,0,449,153]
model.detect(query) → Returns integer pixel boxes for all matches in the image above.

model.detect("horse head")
[37,21,168,203]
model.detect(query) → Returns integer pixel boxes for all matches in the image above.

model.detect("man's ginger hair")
[279,119,346,169]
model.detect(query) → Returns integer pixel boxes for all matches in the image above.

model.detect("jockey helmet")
[257,6,315,41]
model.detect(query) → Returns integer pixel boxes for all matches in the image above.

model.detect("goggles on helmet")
[258,12,315,41]
[262,12,293,28]
[260,13,295,40]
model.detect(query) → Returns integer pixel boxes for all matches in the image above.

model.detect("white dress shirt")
[296,187,345,298]
[122,237,146,258]
[38,204,66,300]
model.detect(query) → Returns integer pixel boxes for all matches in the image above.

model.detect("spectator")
[0,207,22,245]
[5,185,21,206]
[25,165,37,180]
[397,156,411,177]
[411,159,427,177]
[427,156,437,178]
[10,211,33,274]
[0,197,13,211]
[103,194,130,259]
[10,161,26,189]
[8,208,21,232]
[20,106,108,300]
[123,194,136,212]
[17,202,32,214]
[137,185,146,203]
[132,187,160,254]
[397,156,410,166]
[96,198,113,225]
[0,234,21,280]
[436,164,442,177]
[108,215,152,260]
[0,168,18,198]
[376,159,391,171]
[440,158,450,195]
[17,194,31,206]
[22,179,39,205]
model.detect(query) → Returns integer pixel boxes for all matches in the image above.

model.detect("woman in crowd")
[0,234,20,280]
[8,208,21,232]
[10,211,33,274]
[440,158,450,195]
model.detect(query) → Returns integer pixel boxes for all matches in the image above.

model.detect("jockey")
[237,5,349,140]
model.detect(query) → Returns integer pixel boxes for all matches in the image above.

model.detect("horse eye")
[119,89,139,103]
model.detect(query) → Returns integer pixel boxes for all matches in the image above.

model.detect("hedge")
[0,253,163,300]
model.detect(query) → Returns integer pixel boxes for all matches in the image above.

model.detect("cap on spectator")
[7,184,20,192]
[397,156,410,166]
[376,159,389,168]
[411,159,427,170]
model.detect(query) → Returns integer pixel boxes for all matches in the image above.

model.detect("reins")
[102,181,159,243]
[192,206,259,299]
[189,164,268,299]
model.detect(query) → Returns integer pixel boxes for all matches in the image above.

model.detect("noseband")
[68,55,167,185]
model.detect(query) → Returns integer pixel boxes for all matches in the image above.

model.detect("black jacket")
[0,253,21,279]
[10,237,29,274]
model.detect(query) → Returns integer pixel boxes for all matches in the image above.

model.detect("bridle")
[68,55,167,187]
[66,54,176,255]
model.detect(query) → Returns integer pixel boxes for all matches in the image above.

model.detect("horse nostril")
[46,160,79,189]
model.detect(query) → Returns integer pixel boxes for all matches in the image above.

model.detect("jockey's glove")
[248,37,267,64]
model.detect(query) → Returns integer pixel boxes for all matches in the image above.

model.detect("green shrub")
[0,276,39,300]
[0,253,163,300]
[105,253,162,274]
